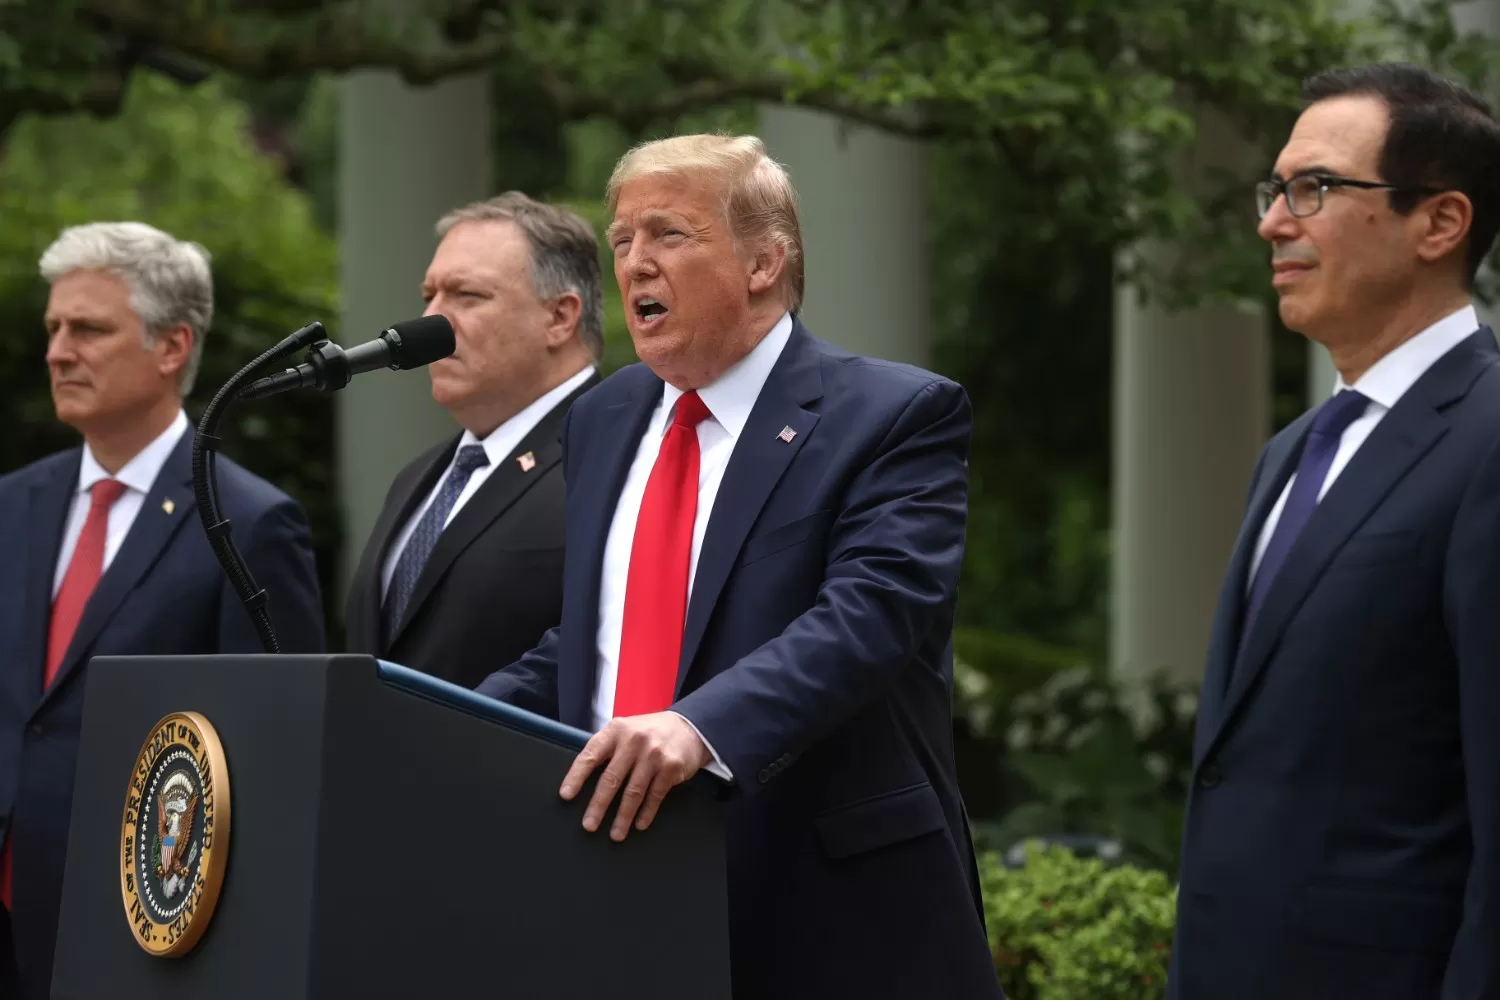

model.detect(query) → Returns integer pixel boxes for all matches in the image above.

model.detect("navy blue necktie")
[1242,388,1370,635]
[382,443,490,645]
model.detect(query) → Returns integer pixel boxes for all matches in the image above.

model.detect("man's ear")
[1414,189,1473,268]
[544,292,584,349]
[747,241,787,297]
[155,323,194,384]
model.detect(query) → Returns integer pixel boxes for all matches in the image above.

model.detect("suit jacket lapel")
[675,324,823,697]
[42,432,195,702]
[388,379,594,646]
[1211,329,1497,745]
[1193,422,1305,764]
[18,452,80,709]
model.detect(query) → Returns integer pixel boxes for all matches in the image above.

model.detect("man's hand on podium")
[559,712,712,842]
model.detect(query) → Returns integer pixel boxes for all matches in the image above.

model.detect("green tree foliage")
[2,0,1494,694]
[5,1,1494,305]
[0,72,343,630]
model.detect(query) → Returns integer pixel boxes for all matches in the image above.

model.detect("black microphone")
[239,315,455,400]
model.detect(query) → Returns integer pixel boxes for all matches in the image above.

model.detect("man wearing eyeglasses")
[1168,64,1500,1000]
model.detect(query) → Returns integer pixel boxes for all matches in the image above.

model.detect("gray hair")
[436,192,605,360]
[38,221,213,396]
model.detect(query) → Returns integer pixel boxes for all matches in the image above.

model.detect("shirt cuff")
[670,711,733,781]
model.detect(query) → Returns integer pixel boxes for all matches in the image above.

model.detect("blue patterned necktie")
[382,443,490,645]
[1241,388,1370,640]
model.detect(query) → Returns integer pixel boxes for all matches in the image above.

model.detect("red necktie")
[46,478,127,687]
[614,392,711,717]
[3,478,126,908]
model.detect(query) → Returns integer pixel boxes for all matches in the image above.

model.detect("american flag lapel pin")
[777,426,797,443]
[517,451,536,472]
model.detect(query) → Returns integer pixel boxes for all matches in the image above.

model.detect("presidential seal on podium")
[119,711,231,957]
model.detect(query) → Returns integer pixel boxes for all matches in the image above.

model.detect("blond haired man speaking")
[476,136,1002,998]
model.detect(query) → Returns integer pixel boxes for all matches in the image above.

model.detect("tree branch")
[86,0,953,139]
[0,69,131,137]
[223,0,330,12]
[11,0,970,151]
[85,0,510,84]
[542,70,946,140]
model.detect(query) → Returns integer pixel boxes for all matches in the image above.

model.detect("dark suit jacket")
[344,375,596,688]
[0,430,324,999]
[1168,328,1500,1000]
[474,320,1002,1000]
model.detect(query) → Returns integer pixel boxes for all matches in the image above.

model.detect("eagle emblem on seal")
[154,773,198,883]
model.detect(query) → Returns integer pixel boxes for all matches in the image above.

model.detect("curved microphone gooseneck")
[191,321,328,654]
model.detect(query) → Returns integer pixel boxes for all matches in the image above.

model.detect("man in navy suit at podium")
[476,135,1003,998]
[0,222,325,998]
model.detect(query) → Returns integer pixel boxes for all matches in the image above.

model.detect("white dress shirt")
[380,366,596,597]
[592,311,795,777]
[54,409,190,597]
[1248,304,1480,584]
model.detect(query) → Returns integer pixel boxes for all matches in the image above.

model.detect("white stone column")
[1112,287,1270,685]
[336,71,492,597]
[757,106,930,366]
[1111,112,1272,686]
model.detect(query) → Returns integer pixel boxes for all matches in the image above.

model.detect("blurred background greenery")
[2,2,1497,931]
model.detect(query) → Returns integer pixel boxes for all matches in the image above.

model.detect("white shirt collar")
[1336,304,1480,409]
[460,365,596,463]
[658,311,794,437]
[77,409,189,496]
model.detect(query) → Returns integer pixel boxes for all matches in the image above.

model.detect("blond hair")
[605,134,804,313]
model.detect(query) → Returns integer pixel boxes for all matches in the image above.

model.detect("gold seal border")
[118,710,232,958]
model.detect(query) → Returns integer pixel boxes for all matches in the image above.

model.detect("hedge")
[983,843,1176,1000]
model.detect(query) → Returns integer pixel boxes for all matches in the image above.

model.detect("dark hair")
[1302,62,1500,284]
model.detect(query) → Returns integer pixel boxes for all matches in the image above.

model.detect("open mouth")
[634,297,669,328]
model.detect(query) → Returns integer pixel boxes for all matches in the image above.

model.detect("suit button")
[1198,765,1222,788]
[27,724,42,739]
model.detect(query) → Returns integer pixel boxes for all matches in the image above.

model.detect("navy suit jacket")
[1169,328,1500,1000]
[0,430,324,998]
[475,320,1002,999]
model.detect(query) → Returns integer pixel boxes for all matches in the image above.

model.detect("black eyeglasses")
[1254,171,1439,219]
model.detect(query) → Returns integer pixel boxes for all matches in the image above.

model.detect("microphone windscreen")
[387,315,456,369]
